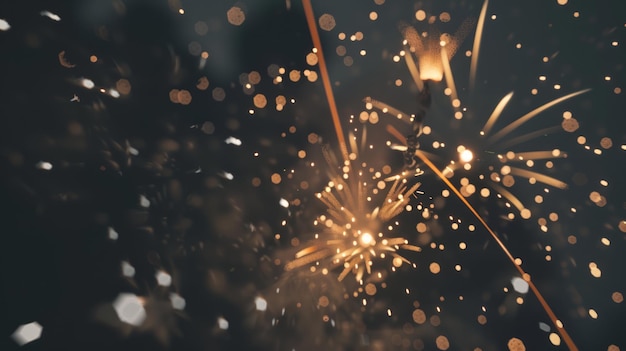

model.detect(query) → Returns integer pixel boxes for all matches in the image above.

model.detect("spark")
[155,271,172,287]
[255,296,268,311]
[219,171,234,180]
[113,293,146,326]
[469,0,489,90]
[279,198,289,208]
[121,261,135,277]
[108,227,119,240]
[225,136,242,146]
[40,11,61,21]
[108,89,120,98]
[12,322,42,346]
[36,161,53,170]
[80,78,95,89]
[0,19,10,31]
[169,293,186,310]
[459,149,473,163]
[285,137,421,282]
[487,89,590,144]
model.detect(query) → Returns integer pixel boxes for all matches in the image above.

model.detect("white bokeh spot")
[255,296,267,311]
[121,261,135,277]
[511,276,529,294]
[170,293,186,310]
[108,227,118,240]
[217,316,229,330]
[0,19,11,31]
[12,322,43,346]
[156,270,172,287]
[113,293,146,326]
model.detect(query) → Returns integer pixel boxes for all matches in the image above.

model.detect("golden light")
[284,134,421,282]
[459,148,474,163]
[359,232,374,246]
[419,64,444,82]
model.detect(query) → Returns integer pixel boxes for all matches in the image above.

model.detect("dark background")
[1,0,625,350]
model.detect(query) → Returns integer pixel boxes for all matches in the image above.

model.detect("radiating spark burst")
[367,11,589,222]
[285,129,421,282]
[381,89,588,222]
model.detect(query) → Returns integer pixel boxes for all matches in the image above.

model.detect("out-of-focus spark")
[363,97,411,124]
[470,0,489,91]
[108,89,120,98]
[139,195,150,207]
[217,317,229,330]
[170,293,185,310]
[219,171,234,180]
[279,198,289,208]
[481,91,513,135]
[0,19,10,31]
[402,44,423,91]
[508,167,568,189]
[40,11,61,21]
[255,296,267,311]
[12,322,42,346]
[440,45,460,115]
[113,293,146,326]
[108,227,119,240]
[156,271,172,287]
[80,78,95,89]
[459,149,473,163]
[36,161,53,170]
[121,261,135,277]
[225,136,242,146]
[511,276,529,293]
[488,89,591,144]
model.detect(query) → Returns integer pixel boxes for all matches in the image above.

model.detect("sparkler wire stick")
[302,0,349,163]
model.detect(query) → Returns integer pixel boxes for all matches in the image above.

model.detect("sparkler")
[284,134,422,282]
[297,0,582,349]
